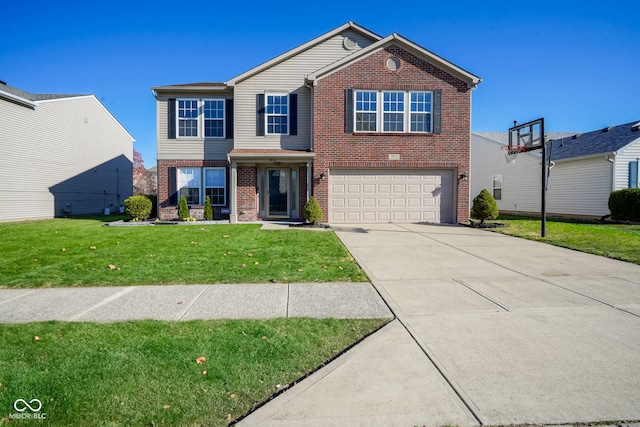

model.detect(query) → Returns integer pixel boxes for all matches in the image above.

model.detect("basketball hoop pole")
[541,120,546,238]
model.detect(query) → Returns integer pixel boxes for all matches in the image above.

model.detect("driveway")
[239,223,640,426]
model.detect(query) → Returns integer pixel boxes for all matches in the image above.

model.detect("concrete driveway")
[239,223,640,426]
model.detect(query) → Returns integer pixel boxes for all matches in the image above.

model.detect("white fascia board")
[0,89,36,108]
[306,34,482,88]
[151,85,230,93]
[226,22,382,87]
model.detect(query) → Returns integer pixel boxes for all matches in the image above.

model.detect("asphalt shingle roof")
[0,81,87,102]
[549,121,640,160]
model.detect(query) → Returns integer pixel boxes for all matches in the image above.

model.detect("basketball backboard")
[508,118,544,151]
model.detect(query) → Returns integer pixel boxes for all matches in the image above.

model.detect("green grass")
[0,218,367,288]
[493,215,640,264]
[0,318,388,426]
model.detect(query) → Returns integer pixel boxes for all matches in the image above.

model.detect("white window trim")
[353,90,434,134]
[203,98,225,139]
[204,167,227,206]
[492,174,503,201]
[178,167,202,205]
[177,98,200,138]
[265,93,290,136]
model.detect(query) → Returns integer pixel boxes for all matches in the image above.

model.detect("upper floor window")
[178,99,199,137]
[266,94,289,135]
[204,100,225,138]
[170,98,231,139]
[347,89,440,134]
[256,93,297,136]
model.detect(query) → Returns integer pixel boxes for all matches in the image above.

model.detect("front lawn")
[0,218,367,288]
[0,318,388,426]
[493,215,640,264]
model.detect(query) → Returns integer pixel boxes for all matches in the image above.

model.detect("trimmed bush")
[303,197,323,224]
[608,188,640,222]
[204,196,213,220]
[471,188,499,224]
[144,194,157,219]
[178,195,189,221]
[124,195,152,221]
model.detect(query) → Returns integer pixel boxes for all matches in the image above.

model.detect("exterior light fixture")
[458,173,468,182]
[319,172,326,181]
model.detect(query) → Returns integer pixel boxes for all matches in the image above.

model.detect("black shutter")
[345,88,354,133]
[256,94,265,136]
[289,93,297,135]
[168,98,176,139]
[433,89,442,135]
[168,167,178,205]
[225,98,234,139]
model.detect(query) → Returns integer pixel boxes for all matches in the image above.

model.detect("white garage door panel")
[329,169,454,224]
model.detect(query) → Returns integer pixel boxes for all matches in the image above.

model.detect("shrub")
[608,188,640,222]
[204,196,213,220]
[303,197,323,224]
[178,196,189,221]
[145,194,158,219]
[124,195,152,221]
[471,188,499,224]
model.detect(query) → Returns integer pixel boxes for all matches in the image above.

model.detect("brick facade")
[237,166,258,222]
[312,45,472,223]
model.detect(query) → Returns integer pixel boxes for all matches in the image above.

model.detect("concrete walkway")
[238,223,640,427]
[0,282,392,323]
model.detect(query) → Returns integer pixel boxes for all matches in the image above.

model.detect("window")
[178,168,201,204]
[492,175,503,200]
[383,92,404,132]
[177,99,199,137]
[204,99,225,138]
[353,90,434,133]
[266,94,288,134]
[410,92,432,132]
[205,168,226,205]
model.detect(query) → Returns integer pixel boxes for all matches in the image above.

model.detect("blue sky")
[2,0,638,167]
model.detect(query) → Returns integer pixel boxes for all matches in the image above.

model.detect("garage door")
[329,169,454,224]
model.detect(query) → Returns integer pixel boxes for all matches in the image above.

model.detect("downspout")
[606,152,616,192]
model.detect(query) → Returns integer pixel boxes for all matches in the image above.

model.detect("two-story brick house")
[152,22,481,223]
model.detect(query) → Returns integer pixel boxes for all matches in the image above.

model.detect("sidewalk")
[0,282,392,323]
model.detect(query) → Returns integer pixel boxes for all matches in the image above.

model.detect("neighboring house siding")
[313,44,473,223]
[0,95,133,221]
[546,157,612,217]
[234,30,375,151]
[615,137,640,190]
[156,93,233,161]
[470,134,541,213]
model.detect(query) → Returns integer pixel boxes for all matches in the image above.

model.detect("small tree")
[178,195,189,221]
[303,197,323,224]
[204,196,213,220]
[471,188,499,224]
[124,195,152,221]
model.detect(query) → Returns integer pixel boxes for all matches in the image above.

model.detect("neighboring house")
[471,120,640,218]
[152,22,481,224]
[0,81,135,222]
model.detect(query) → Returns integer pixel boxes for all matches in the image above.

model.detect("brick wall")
[313,44,472,223]
[237,166,258,222]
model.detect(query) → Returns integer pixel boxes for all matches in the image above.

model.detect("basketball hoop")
[501,145,526,164]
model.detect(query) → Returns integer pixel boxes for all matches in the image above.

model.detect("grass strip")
[0,318,388,426]
[492,215,640,264]
[0,219,367,288]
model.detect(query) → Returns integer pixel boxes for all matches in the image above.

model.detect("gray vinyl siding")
[0,96,133,221]
[546,157,612,217]
[614,138,640,190]
[156,94,233,161]
[470,134,541,214]
[234,30,374,150]
[471,134,615,217]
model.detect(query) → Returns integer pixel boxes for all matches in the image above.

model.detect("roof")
[306,33,482,88]
[228,149,315,162]
[549,121,640,160]
[0,81,86,107]
[474,132,575,147]
[226,21,382,86]
[151,82,228,92]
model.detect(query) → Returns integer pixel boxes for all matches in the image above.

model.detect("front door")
[267,168,290,218]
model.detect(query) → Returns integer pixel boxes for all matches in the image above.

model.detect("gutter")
[0,89,36,108]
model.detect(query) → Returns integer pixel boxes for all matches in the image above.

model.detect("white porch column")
[229,160,238,223]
